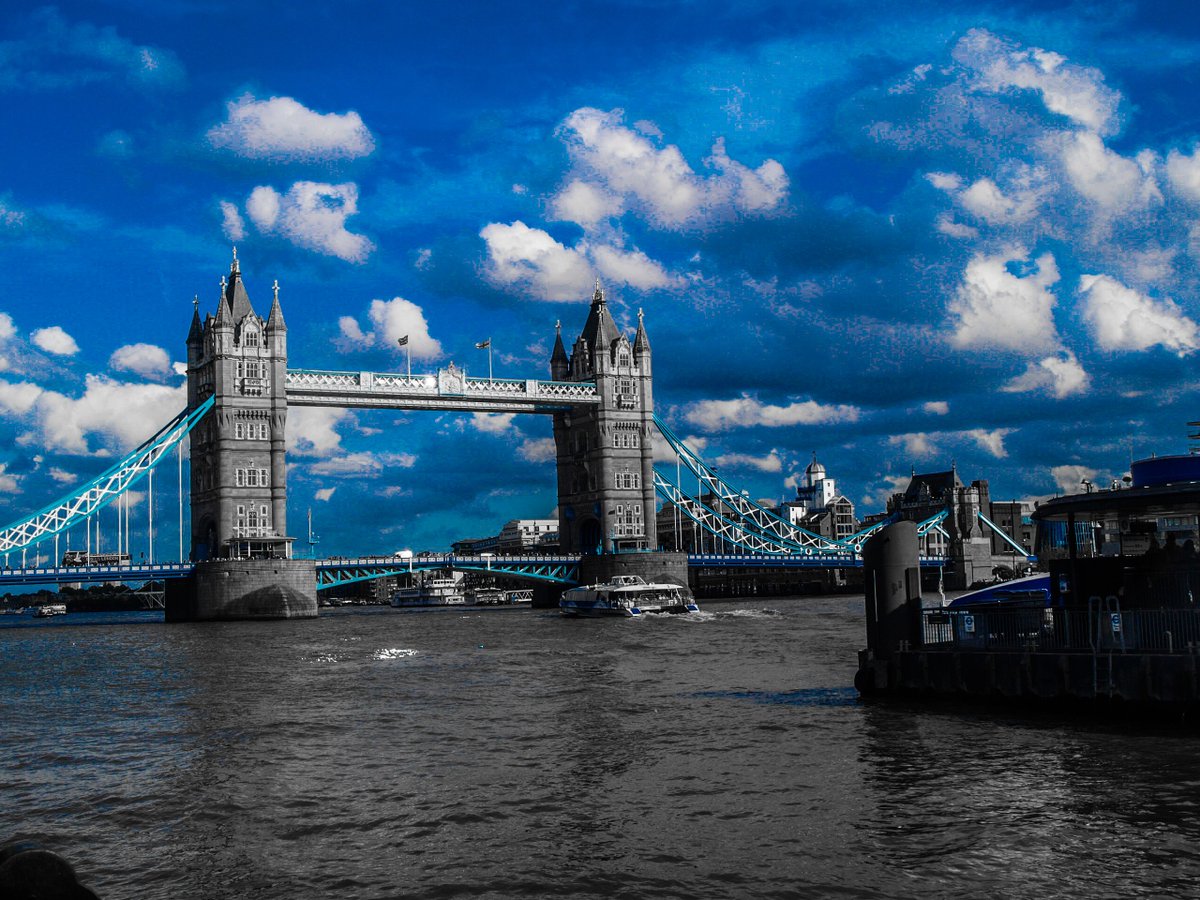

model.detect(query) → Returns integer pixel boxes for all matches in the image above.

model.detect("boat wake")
[374,647,420,660]
[711,607,784,619]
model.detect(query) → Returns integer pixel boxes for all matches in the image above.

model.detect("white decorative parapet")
[285,366,598,412]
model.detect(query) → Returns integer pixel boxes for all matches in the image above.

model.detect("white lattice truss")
[0,397,215,555]
[654,470,847,556]
[285,368,599,414]
[836,509,950,552]
[653,415,848,553]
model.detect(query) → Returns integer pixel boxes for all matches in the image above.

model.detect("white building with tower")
[777,454,857,543]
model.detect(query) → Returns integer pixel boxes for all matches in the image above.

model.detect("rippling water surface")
[4,597,1200,898]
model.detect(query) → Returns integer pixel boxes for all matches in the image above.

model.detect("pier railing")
[921,606,1200,654]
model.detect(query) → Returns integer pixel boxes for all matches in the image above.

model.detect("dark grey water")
[3,597,1200,899]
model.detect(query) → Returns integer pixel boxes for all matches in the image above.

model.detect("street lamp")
[1081,479,1093,494]
[397,548,413,573]
[481,551,493,572]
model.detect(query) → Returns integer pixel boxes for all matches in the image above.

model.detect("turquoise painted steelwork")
[314,553,581,589]
[0,397,215,557]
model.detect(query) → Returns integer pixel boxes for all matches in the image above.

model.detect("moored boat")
[468,588,534,606]
[945,572,1051,610]
[560,575,698,618]
[34,603,67,618]
[390,573,466,607]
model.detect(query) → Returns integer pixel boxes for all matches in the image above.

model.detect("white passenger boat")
[390,575,466,607]
[34,603,67,618]
[469,588,534,606]
[559,575,698,618]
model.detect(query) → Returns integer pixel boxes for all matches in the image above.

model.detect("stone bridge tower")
[171,251,314,622]
[185,250,291,562]
[550,284,658,555]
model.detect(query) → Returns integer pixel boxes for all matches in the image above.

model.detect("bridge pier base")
[578,551,692,594]
[530,552,690,608]
[165,558,318,621]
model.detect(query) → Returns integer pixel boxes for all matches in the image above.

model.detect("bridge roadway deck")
[0,551,948,588]
[284,369,600,414]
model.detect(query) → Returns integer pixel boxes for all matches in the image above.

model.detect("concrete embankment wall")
[860,648,1200,712]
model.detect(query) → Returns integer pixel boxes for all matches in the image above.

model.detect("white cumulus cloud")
[110,343,172,379]
[889,433,938,458]
[684,395,860,431]
[590,244,680,291]
[288,407,352,458]
[207,94,375,161]
[1050,464,1101,495]
[471,413,515,434]
[713,449,784,473]
[1056,131,1161,216]
[0,463,20,494]
[953,28,1121,136]
[549,180,623,226]
[947,248,1060,354]
[1002,350,1090,398]
[309,451,416,477]
[963,428,1014,458]
[243,181,373,263]
[31,376,186,455]
[480,221,594,301]
[337,296,442,359]
[1166,146,1200,205]
[1080,274,1198,355]
[0,379,43,416]
[31,325,79,356]
[889,428,1013,460]
[553,107,788,230]
[518,437,557,462]
[480,221,681,299]
[220,200,246,241]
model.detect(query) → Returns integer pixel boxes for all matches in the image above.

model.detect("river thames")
[3,596,1200,898]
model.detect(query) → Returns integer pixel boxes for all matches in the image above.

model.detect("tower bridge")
[0,251,995,618]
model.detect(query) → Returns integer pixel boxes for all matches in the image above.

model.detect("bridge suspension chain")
[0,397,215,555]
[653,469,843,556]
[652,415,847,552]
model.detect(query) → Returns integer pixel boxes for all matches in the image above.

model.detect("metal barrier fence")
[921,605,1200,653]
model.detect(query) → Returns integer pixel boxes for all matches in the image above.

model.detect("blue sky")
[3,0,1200,557]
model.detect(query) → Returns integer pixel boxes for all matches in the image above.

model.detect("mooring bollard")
[856,521,922,695]
[0,840,100,899]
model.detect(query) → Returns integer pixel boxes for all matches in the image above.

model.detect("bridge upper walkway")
[284,369,599,414]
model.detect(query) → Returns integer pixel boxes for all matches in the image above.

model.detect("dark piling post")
[857,521,922,694]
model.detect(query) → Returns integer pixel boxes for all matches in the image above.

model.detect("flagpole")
[398,336,410,379]
[476,338,493,379]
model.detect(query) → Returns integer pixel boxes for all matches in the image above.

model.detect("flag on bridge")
[396,335,409,346]
[475,339,491,349]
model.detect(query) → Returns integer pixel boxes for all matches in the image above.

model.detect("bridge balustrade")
[284,369,599,411]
